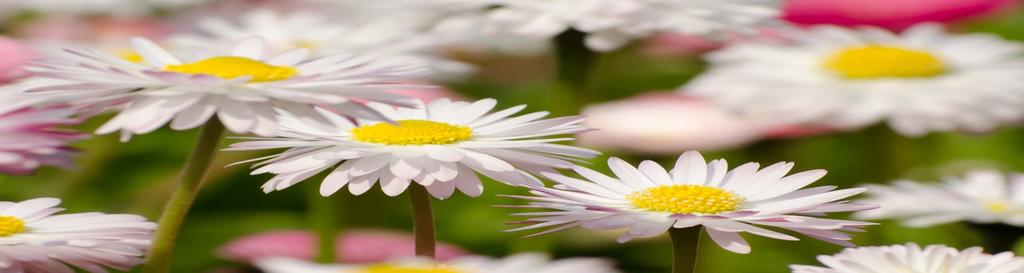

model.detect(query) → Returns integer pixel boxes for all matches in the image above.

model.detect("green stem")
[306,183,338,263]
[409,184,436,258]
[553,29,601,114]
[142,120,225,273]
[669,227,702,273]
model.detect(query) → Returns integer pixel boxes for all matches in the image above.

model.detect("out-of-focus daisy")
[0,37,38,83]
[168,9,470,77]
[784,0,1013,31]
[508,151,874,254]
[256,253,620,273]
[578,93,764,154]
[790,243,1024,273]
[0,91,81,176]
[3,0,207,16]
[218,230,469,264]
[687,24,1024,136]
[493,0,784,51]
[0,197,156,273]
[19,36,429,139]
[857,169,1024,227]
[228,98,598,199]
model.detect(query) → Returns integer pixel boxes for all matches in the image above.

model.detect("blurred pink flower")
[0,37,38,83]
[0,92,82,175]
[18,17,174,42]
[783,0,1013,31]
[218,230,470,264]
[578,93,764,154]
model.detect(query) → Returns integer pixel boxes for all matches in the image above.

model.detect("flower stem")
[553,29,601,115]
[143,120,225,273]
[306,183,338,263]
[669,227,703,273]
[409,184,436,258]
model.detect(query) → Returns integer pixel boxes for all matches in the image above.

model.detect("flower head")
[508,151,874,254]
[686,24,1024,136]
[857,169,1024,227]
[0,197,156,273]
[20,36,429,139]
[218,230,469,264]
[0,91,82,176]
[790,243,1024,273]
[228,98,598,199]
[256,253,620,273]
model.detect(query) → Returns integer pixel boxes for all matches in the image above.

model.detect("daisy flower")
[0,90,81,176]
[19,36,429,139]
[856,169,1024,227]
[507,151,874,254]
[228,98,598,199]
[790,243,1024,273]
[686,23,1024,137]
[492,0,784,51]
[256,253,620,273]
[168,9,470,77]
[0,197,157,273]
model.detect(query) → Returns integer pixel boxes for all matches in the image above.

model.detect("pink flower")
[578,93,764,154]
[783,0,1013,31]
[0,91,82,175]
[218,230,470,264]
[0,37,38,83]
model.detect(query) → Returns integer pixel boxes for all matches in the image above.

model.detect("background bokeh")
[3,2,1024,273]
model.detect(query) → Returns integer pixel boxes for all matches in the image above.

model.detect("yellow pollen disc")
[824,45,946,79]
[985,201,1010,213]
[163,56,298,82]
[352,120,473,146]
[361,265,463,273]
[117,50,144,63]
[628,185,743,214]
[0,216,26,236]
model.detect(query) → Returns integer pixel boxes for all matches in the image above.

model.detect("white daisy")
[507,151,874,254]
[167,9,470,77]
[19,36,429,139]
[790,243,1024,273]
[227,98,599,199]
[492,0,784,51]
[256,253,620,273]
[686,23,1024,137]
[0,197,157,273]
[856,169,1024,227]
[0,90,82,176]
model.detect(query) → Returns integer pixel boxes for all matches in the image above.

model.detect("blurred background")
[3,0,1024,272]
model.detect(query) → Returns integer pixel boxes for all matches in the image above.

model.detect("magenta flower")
[783,0,1013,31]
[0,92,81,175]
[218,230,470,264]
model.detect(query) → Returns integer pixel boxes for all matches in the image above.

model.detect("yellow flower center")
[985,201,1011,213]
[361,265,463,273]
[628,185,743,214]
[352,120,473,146]
[0,216,26,236]
[117,50,144,63]
[824,45,946,79]
[163,56,298,82]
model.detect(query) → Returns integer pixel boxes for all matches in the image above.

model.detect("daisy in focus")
[790,243,1024,273]
[19,36,429,139]
[0,197,156,273]
[686,23,1024,137]
[168,9,470,78]
[493,0,784,51]
[508,151,874,254]
[856,169,1024,227]
[256,253,620,273]
[228,98,598,199]
[0,91,81,176]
